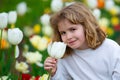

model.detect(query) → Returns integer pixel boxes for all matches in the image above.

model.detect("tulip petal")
[47,42,66,59]
[15,45,19,58]
[47,42,52,56]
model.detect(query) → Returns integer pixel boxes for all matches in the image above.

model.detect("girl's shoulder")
[104,38,119,45]
[101,38,120,49]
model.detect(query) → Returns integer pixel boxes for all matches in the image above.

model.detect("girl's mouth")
[68,40,77,45]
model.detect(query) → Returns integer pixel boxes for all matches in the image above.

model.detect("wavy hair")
[50,2,106,56]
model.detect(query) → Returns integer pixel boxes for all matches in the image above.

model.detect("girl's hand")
[44,57,57,76]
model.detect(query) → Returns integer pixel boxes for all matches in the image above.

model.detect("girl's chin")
[68,45,79,49]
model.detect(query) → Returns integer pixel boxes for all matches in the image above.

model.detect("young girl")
[44,2,120,80]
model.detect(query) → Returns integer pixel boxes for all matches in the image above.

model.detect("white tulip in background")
[29,35,49,51]
[23,26,34,37]
[92,8,101,20]
[105,0,115,11]
[40,14,50,26]
[42,25,53,37]
[8,28,23,45]
[23,51,43,67]
[47,42,66,59]
[15,61,29,73]
[98,17,109,27]
[16,2,27,16]
[8,28,23,58]
[86,0,97,9]
[37,37,49,51]
[8,11,17,24]
[0,12,8,29]
[51,0,63,12]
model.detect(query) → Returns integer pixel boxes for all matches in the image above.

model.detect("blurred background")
[0,0,120,79]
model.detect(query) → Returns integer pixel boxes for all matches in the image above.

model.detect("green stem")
[47,69,52,80]
[0,29,3,53]
[9,45,16,78]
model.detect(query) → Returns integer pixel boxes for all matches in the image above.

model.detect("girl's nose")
[66,33,72,40]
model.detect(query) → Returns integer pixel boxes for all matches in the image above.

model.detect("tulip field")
[0,0,120,79]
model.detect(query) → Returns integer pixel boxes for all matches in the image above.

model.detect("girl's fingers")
[44,57,57,75]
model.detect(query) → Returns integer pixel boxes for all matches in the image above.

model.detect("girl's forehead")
[58,19,71,26]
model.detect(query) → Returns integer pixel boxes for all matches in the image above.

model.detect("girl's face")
[58,19,89,50]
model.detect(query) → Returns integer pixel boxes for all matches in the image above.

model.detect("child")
[44,2,120,80]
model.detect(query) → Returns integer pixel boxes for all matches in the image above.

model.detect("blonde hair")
[50,2,106,56]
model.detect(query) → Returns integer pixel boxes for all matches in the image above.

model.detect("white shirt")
[51,38,120,80]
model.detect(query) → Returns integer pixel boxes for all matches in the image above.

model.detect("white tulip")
[47,42,66,59]
[24,51,42,64]
[17,2,27,16]
[105,0,114,11]
[42,25,53,37]
[40,14,50,26]
[0,12,8,29]
[92,8,101,20]
[29,35,41,49]
[8,28,23,45]
[98,17,109,27]
[30,35,49,51]
[86,0,97,9]
[37,37,49,51]
[8,11,17,24]
[51,0,63,12]
[23,26,34,37]
[15,61,29,73]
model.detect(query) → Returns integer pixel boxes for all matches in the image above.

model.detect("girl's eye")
[60,32,66,35]
[70,28,76,32]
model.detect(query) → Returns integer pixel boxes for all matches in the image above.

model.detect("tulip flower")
[0,12,8,29]
[8,11,17,24]
[16,2,27,16]
[51,0,63,12]
[15,61,29,73]
[40,74,49,80]
[8,11,17,28]
[105,0,114,11]
[0,12,8,51]
[40,14,50,26]
[23,51,42,64]
[42,25,53,37]
[86,0,97,9]
[8,28,23,45]
[47,42,66,59]
[30,35,49,51]
[8,28,23,58]
[92,8,101,20]
[47,42,66,80]
[21,74,31,80]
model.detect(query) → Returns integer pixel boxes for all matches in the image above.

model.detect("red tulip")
[34,76,40,80]
[114,24,120,31]
[22,74,31,80]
